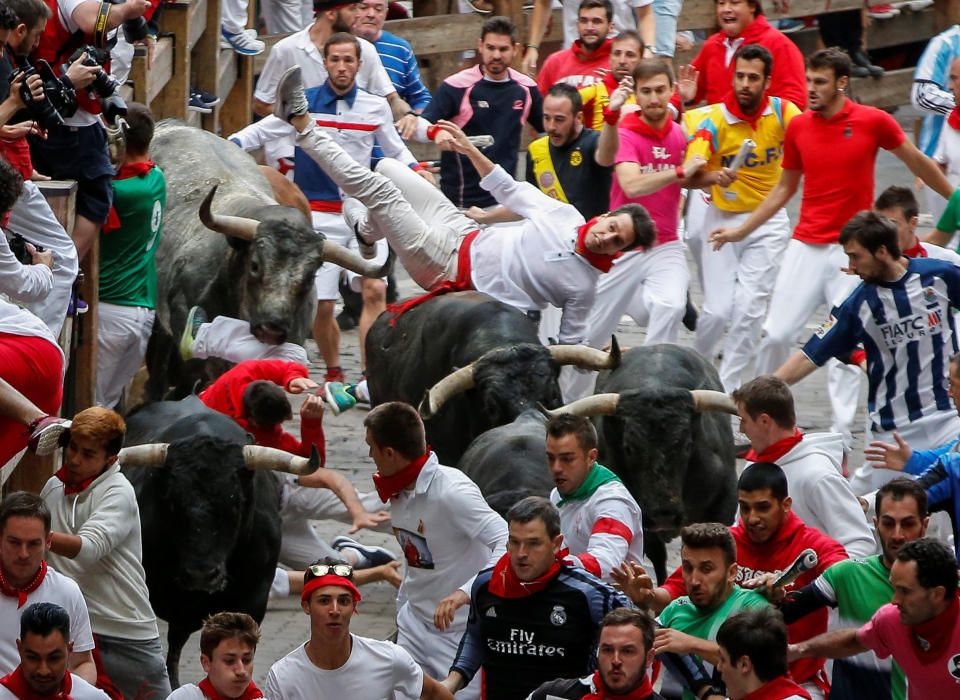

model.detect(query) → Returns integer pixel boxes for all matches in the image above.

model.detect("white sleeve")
[229,115,295,151]
[263,667,284,700]
[391,645,425,700]
[361,44,395,98]
[912,80,956,117]
[807,471,877,559]
[480,165,572,219]
[374,102,417,166]
[935,131,948,164]
[454,484,509,595]
[570,494,641,580]
[255,44,292,103]
[0,232,54,303]
[66,583,95,652]
[558,285,596,345]
[72,482,141,568]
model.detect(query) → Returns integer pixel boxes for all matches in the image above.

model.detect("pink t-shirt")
[610,115,685,246]
[856,603,960,699]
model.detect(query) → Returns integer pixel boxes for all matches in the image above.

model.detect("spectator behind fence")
[536,0,616,93]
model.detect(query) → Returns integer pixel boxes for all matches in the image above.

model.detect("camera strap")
[94,1,111,48]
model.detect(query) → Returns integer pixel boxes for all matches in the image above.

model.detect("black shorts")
[29,121,114,224]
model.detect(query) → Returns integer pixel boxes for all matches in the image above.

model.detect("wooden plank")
[195,0,220,131]
[155,2,191,119]
[219,53,254,135]
[217,47,238,109]
[6,452,56,495]
[850,66,914,110]
[146,38,175,104]
[188,0,209,48]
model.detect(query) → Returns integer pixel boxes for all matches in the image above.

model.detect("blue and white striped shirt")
[373,30,431,110]
[913,26,960,156]
[803,258,960,433]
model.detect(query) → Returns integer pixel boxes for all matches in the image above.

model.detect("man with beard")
[537,0,614,92]
[688,44,799,394]
[526,608,666,700]
[578,30,643,130]
[711,49,957,470]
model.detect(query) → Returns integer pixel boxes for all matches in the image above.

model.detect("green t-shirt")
[99,166,166,308]
[658,586,769,700]
[936,188,960,248]
[816,556,905,700]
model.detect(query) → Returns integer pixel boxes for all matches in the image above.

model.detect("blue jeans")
[653,0,683,56]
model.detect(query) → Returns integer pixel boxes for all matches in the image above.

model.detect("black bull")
[121,397,315,686]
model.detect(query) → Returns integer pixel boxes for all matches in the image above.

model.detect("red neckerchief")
[0,666,72,700]
[54,467,100,496]
[602,70,620,94]
[745,428,803,462]
[571,38,612,64]
[722,91,769,131]
[104,161,156,233]
[741,675,811,700]
[949,106,960,131]
[903,239,928,258]
[372,449,432,502]
[488,551,564,598]
[581,671,655,700]
[911,596,959,659]
[0,561,47,609]
[576,219,618,272]
[198,678,263,700]
[618,111,674,140]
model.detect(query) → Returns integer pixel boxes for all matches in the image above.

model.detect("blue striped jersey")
[373,30,431,110]
[915,26,960,156]
[802,258,960,433]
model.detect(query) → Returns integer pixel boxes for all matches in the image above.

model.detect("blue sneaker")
[220,27,265,55]
[332,536,396,569]
[324,381,357,416]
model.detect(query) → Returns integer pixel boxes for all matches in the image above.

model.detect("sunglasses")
[306,563,354,580]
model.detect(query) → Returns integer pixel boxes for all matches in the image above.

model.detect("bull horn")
[242,445,317,476]
[542,393,620,418]
[322,241,395,279]
[690,390,738,415]
[419,365,476,419]
[548,336,621,370]
[199,185,259,241]
[119,444,169,468]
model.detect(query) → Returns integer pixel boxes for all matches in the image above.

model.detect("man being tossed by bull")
[272,66,656,345]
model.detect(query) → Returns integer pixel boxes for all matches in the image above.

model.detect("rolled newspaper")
[728,138,757,173]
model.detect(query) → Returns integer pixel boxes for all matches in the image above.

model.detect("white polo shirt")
[0,673,108,700]
[0,566,95,676]
[255,29,393,103]
[264,636,422,700]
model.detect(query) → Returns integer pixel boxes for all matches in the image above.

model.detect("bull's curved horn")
[542,393,620,417]
[242,445,316,476]
[418,365,476,419]
[690,390,738,415]
[199,185,259,241]
[548,336,621,370]
[119,444,169,468]
[321,241,395,279]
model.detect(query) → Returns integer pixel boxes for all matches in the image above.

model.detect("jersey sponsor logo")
[924,286,941,308]
[569,149,583,167]
[485,607,497,618]
[487,628,566,657]
[635,162,677,175]
[539,171,556,188]
[815,315,837,338]
[651,146,671,160]
[550,605,567,626]
[719,146,782,169]
[879,312,943,348]
[396,528,434,569]
[948,654,960,681]
[843,125,853,139]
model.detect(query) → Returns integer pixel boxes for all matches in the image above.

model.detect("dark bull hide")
[365,291,620,465]
[146,121,391,399]
[546,344,738,583]
[122,396,316,686]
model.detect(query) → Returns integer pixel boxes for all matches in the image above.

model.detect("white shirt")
[165,684,205,700]
[0,566,95,676]
[550,476,645,582]
[390,454,506,626]
[921,241,960,263]
[0,673,108,700]
[56,0,100,127]
[0,298,63,366]
[0,233,54,304]
[263,637,423,700]
[934,123,960,187]
[228,116,295,176]
[472,165,598,344]
[254,28,393,103]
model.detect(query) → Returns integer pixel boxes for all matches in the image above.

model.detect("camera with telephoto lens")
[10,58,78,130]
[63,46,127,124]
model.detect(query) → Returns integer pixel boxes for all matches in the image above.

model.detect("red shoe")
[324,367,346,384]
[25,416,71,455]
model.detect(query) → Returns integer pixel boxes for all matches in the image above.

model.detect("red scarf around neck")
[0,666,72,700]
[0,561,47,609]
[372,449,431,502]
[571,38,612,64]
[618,111,673,140]
[903,239,928,258]
[911,596,959,660]
[54,467,100,496]
[115,160,155,181]
[198,678,263,700]
[488,551,564,598]
[949,107,960,132]
[745,428,803,463]
[576,219,620,272]
[582,671,655,700]
[722,91,769,130]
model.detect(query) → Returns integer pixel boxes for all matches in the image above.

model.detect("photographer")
[29,0,151,262]
[0,0,79,338]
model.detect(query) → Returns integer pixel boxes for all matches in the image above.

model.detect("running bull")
[146,122,391,399]
[365,291,620,464]
[545,344,738,583]
[119,396,317,687]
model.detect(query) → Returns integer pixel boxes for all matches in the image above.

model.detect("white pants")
[694,206,790,392]
[311,211,388,299]
[683,189,710,289]
[193,315,309,365]
[295,127,476,292]
[109,34,134,84]
[560,241,689,401]
[396,602,480,700]
[260,0,311,33]
[7,180,79,338]
[221,0,250,35]
[96,303,154,408]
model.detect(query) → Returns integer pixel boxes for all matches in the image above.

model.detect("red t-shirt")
[537,39,612,94]
[782,99,905,245]
[199,359,326,463]
[661,511,847,685]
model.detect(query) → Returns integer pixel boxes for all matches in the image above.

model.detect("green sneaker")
[180,306,208,360]
[324,382,357,416]
[344,382,369,405]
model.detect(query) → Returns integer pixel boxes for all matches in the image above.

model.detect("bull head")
[419,337,622,419]
[119,443,319,475]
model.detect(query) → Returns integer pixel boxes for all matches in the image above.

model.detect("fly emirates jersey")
[686,96,800,211]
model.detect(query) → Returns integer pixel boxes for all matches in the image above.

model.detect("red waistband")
[310,200,343,213]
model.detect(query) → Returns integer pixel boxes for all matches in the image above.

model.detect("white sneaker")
[342,198,376,259]
[220,27,265,55]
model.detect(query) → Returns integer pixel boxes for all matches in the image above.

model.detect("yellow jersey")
[685,96,800,212]
[579,79,637,131]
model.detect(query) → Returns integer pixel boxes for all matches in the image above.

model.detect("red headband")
[301,575,362,603]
